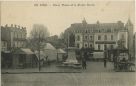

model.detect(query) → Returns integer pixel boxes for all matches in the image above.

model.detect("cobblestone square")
[2,62,136,86]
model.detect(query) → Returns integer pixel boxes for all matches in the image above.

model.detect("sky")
[1,1,135,37]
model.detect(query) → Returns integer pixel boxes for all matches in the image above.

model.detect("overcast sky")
[1,1,135,36]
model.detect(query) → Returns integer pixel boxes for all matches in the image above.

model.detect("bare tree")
[30,24,49,71]
[59,32,64,39]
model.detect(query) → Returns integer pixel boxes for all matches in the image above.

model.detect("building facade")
[64,19,133,54]
[1,24,27,51]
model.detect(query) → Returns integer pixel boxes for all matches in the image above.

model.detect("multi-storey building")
[64,19,133,56]
[1,24,27,51]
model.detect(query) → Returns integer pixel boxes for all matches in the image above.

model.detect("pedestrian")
[113,57,116,69]
[82,58,87,69]
[45,56,48,61]
[104,58,107,68]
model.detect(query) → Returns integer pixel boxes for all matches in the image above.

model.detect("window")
[85,36,88,40]
[111,45,113,49]
[3,42,5,47]
[90,36,93,40]
[17,34,18,38]
[18,33,20,38]
[111,35,113,40]
[90,44,92,48]
[24,34,26,38]
[85,44,88,48]
[15,41,18,47]
[18,42,20,47]
[104,44,107,50]
[107,29,111,32]
[121,34,125,39]
[77,35,80,41]
[22,34,24,38]
[104,35,107,40]
[22,42,24,47]
[77,44,80,48]
[88,30,90,33]
[98,44,101,50]
[98,35,101,40]
[14,32,17,38]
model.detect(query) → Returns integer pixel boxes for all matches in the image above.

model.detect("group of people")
[81,52,107,70]
[81,58,107,69]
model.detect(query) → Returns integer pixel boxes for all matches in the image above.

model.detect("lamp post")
[57,49,59,62]
[67,32,69,57]
[38,33,41,71]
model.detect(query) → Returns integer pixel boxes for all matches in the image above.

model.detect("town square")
[1,1,136,86]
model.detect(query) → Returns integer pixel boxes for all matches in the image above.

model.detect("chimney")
[11,24,13,27]
[5,24,8,27]
[18,25,20,29]
[117,21,124,27]
[97,20,100,24]
[24,27,26,29]
[14,24,17,28]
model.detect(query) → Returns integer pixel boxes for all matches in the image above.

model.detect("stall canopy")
[57,49,66,61]
[34,43,57,61]
[43,43,57,60]
[57,49,66,54]
[93,52,104,58]
[34,51,45,60]
[44,43,56,50]
[13,48,34,55]
[12,48,38,68]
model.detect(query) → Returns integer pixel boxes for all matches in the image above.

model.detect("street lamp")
[67,32,69,57]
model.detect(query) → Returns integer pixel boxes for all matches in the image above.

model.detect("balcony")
[95,41,116,44]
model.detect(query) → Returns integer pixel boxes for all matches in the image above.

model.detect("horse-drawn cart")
[113,49,135,72]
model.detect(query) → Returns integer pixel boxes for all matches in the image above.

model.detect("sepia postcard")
[1,0,136,86]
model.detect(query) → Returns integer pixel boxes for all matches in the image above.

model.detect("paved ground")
[1,62,114,73]
[2,62,136,86]
[83,61,114,72]
[2,72,136,86]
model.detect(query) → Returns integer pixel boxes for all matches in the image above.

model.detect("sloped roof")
[126,19,133,26]
[44,43,56,50]
[57,49,66,54]
[13,48,34,54]
[34,51,45,60]
[69,22,124,31]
